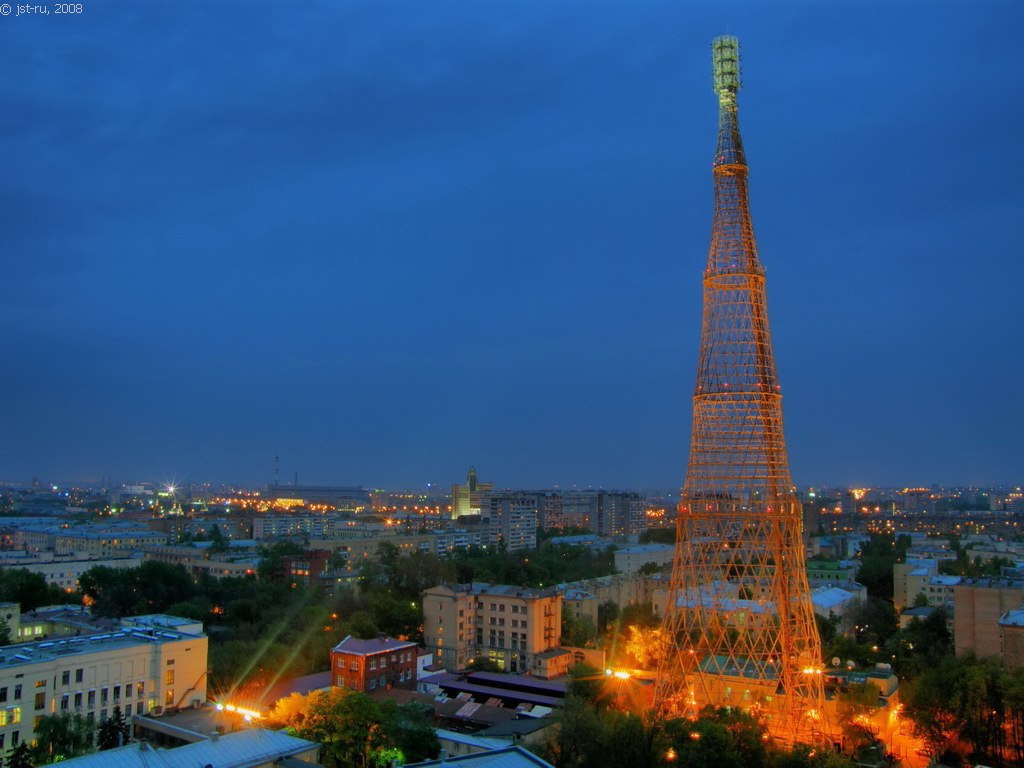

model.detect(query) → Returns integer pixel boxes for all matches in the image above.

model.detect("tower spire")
[654,37,826,746]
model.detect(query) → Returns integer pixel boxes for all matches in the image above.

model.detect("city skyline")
[3,3,1023,489]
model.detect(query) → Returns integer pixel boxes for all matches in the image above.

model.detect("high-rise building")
[451,467,494,520]
[486,494,538,552]
[655,37,825,744]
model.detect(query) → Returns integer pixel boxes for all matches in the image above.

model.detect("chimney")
[210,732,219,742]
[439,748,447,764]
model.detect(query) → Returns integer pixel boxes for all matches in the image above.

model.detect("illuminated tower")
[654,37,825,744]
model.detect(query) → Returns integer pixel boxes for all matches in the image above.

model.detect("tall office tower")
[655,37,825,744]
[451,467,494,519]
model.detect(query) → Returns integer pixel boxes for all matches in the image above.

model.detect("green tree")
[6,742,32,768]
[0,617,11,646]
[392,702,439,764]
[97,705,131,750]
[560,606,597,647]
[269,688,399,768]
[597,601,619,635]
[904,656,964,761]
[31,712,95,763]
[0,569,67,611]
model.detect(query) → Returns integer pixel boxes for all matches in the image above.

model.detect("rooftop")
[407,746,554,768]
[0,624,203,669]
[332,634,417,655]
[1000,609,1024,627]
[51,728,318,768]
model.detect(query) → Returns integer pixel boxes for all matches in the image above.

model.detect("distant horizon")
[1,473,1019,495]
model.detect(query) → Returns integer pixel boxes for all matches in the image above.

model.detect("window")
[13,685,21,700]
[11,731,19,746]
[136,703,143,715]
[125,686,132,700]
[349,661,357,670]
[75,669,83,684]
[61,671,70,686]
[100,688,109,705]
[369,679,377,691]
[11,707,21,724]
[165,689,174,706]
[369,660,376,670]
[165,670,174,686]
[0,711,6,726]
[99,709,107,721]
[34,692,45,711]
[74,693,82,708]
[113,686,120,701]
[166,659,175,666]
[136,682,145,697]
[0,687,6,703]
[35,680,45,689]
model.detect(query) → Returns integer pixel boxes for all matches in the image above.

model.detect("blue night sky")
[2,1,1022,490]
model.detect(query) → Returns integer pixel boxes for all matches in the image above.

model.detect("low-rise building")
[330,635,418,693]
[0,615,207,758]
[613,544,673,575]
[51,728,320,768]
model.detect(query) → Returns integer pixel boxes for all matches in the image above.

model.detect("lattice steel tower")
[654,36,825,744]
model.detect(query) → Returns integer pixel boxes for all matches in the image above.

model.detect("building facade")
[954,578,1024,659]
[486,495,537,552]
[422,584,563,677]
[330,635,418,693]
[0,617,207,757]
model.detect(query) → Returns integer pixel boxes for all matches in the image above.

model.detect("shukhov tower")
[654,37,825,743]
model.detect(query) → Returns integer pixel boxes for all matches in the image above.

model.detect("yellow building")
[422,583,568,677]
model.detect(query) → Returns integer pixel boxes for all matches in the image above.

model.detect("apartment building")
[954,578,1024,659]
[0,556,144,592]
[330,635,417,693]
[422,584,566,677]
[486,495,537,552]
[0,616,207,756]
[53,528,167,558]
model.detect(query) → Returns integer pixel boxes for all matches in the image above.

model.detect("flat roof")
[332,634,417,655]
[0,627,204,669]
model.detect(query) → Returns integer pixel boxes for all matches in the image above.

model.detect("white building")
[0,615,207,757]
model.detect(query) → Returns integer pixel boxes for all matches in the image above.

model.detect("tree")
[268,688,403,768]
[597,601,619,635]
[904,656,964,762]
[0,569,66,611]
[6,742,32,768]
[560,606,597,647]
[392,702,439,764]
[97,705,131,750]
[624,625,666,668]
[0,617,11,646]
[31,712,95,763]
[835,682,878,748]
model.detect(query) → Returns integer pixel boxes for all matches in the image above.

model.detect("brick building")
[954,578,1024,660]
[330,635,418,693]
